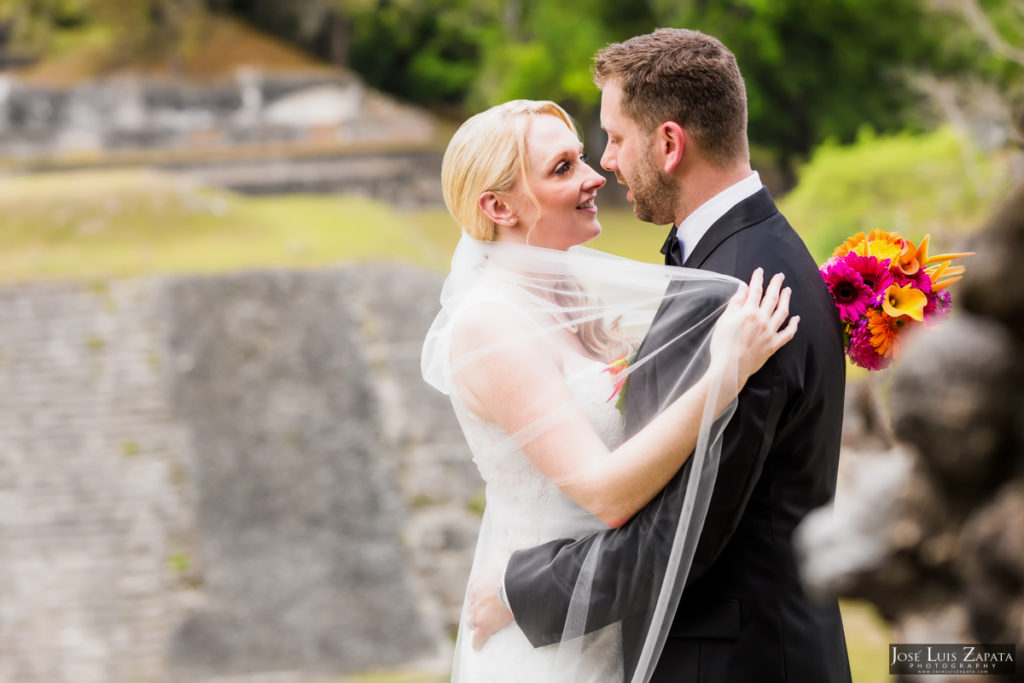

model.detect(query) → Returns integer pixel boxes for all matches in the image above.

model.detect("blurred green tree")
[471,0,654,116]
[4,0,1019,169]
[0,0,88,54]
[648,0,959,175]
[0,0,206,70]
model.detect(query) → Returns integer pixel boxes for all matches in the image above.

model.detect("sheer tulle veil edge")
[421,232,741,683]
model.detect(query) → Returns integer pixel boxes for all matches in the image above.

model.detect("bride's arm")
[454,268,797,528]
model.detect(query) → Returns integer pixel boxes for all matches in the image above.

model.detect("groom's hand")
[468,571,514,650]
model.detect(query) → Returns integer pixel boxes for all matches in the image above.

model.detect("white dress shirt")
[677,171,762,263]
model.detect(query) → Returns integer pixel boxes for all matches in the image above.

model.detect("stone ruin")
[0,265,481,682]
[0,69,436,159]
[797,184,1024,681]
[0,69,445,204]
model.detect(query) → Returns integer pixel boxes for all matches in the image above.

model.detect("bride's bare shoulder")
[449,295,553,358]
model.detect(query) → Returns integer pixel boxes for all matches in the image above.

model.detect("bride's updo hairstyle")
[442,100,631,361]
[441,99,576,242]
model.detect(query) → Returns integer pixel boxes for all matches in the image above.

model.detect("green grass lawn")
[0,168,667,283]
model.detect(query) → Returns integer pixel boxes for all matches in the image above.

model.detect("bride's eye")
[555,160,572,175]
[580,153,589,163]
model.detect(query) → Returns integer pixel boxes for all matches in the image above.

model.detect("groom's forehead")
[599,87,623,128]
[599,90,639,136]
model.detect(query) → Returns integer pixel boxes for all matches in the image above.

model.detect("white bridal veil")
[422,233,742,683]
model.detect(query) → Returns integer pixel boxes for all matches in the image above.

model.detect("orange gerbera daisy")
[866,308,916,358]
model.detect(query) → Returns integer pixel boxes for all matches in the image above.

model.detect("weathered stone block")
[161,270,438,679]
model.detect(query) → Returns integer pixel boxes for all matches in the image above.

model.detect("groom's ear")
[478,191,517,227]
[657,122,686,174]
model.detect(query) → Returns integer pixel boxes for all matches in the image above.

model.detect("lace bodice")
[452,353,625,551]
[449,352,627,683]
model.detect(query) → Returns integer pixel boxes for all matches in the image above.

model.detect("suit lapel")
[627,188,778,434]
[683,187,777,269]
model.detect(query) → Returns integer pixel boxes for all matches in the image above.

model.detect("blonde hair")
[441,100,577,242]
[443,100,631,361]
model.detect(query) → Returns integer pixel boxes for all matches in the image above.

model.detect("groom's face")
[599,80,677,226]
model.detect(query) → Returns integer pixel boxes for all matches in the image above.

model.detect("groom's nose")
[600,146,617,173]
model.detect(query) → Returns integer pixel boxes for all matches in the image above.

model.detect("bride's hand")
[468,569,514,650]
[711,267,799,387]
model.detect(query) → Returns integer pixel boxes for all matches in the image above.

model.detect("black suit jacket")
[504,189,852,682]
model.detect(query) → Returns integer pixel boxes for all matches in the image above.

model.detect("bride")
[421,100,796,682]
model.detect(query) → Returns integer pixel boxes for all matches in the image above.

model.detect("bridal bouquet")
[820,229,972,370]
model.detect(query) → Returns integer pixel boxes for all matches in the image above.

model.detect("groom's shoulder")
[713,208,817,279]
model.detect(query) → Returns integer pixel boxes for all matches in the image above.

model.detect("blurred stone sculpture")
[797,183,1024,681]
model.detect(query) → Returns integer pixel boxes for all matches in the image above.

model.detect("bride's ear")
[478,191,519,228]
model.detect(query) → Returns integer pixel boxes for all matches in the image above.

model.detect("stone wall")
[0,70,436,160]
[0,265,481,682]
[0,70,445,206]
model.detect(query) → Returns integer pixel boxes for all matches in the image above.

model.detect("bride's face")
[509,115,607,250]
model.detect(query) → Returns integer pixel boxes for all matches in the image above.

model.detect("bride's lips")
[575,196,598,215]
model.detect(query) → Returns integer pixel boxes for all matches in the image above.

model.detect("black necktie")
[661,225,683,266]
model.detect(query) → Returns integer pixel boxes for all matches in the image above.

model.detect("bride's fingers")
[731,282,748,306]
[759,273,784,316]
[745,267,764,308]
[768,287,792,331]
[771,315,800,352]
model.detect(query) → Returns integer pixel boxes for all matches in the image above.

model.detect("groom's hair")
[594,28,748,166]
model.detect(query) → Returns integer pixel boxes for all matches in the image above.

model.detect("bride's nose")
[583,165,606,190]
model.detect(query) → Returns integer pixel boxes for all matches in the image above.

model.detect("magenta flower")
[842,254,895,305]
[847,320,887,370]
[821,259,875,323]
[895,268,932,295]
[925,289,953,320]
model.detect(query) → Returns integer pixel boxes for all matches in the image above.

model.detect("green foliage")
[473,0,621,112]
[0,0,90,52]
[779,127,1012,263]
[654,0,951,167]
[10,0,1022,168]
[0,0,206,68]
[927,0,1024,93]
[348,0,486,104]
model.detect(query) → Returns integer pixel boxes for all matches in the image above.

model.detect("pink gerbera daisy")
[847,319,887,370]
[821,259,874,323]
[841,254,895,305]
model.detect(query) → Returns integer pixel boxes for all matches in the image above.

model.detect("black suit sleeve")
[505,353,789,648]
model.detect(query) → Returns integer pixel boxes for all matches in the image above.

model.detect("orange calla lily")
[881,283,927,322]
[896,239,921,276]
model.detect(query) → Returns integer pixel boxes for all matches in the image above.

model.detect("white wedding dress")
[449,351,626,683]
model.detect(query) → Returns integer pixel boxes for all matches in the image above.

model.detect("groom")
[472,28,852,682]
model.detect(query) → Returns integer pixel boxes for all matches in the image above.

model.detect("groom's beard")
[625,148,678,226]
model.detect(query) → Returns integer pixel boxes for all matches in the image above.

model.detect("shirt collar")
[677,171,762,263]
